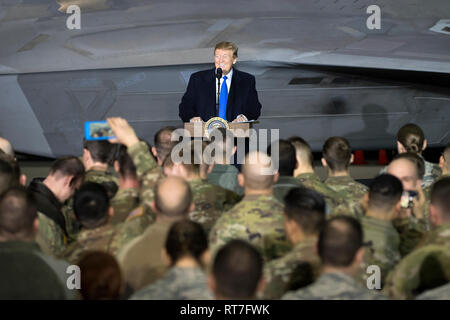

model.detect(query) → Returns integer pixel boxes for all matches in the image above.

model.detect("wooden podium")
[184,121,251,138]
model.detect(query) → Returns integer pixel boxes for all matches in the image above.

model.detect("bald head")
[154,176,192,217]
[241,151,276,191]
[0,137,14,157]
[387,157,422,191]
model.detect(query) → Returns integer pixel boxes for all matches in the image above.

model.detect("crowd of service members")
[0,119,449,300]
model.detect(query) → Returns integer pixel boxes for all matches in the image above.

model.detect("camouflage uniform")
[62,224,117,264]
[207,163,244,196]
[328,201,365,220]
[126,141,160,207]
[109,205,156,256]
[209,194,291,261]
[261,238,321,299]
[273,176,304,204]
[357,215,401,287]
[380,159,441,189]
[84,168,119,198]
[188,178,242,234]
[325,176,368,219]
[384,244,450,300]
[59,168,120,241]
[36,212,68,257]
[110,188,140,225]
[295,172,347,211]
[118,219,175,291]
[282,272,387,300]
[325,176,368,202]
[130,267,213,300]
[416,282,450,300]
[417,222,450,248]
[61,201,80,242]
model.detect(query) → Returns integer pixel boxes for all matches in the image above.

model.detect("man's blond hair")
[215,41,238,58]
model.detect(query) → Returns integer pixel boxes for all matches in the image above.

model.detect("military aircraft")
[0,0,449,158]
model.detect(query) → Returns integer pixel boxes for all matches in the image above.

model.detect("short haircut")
[268,140,296,176]
[154,126,177,163]
[165,220,208,267]
[49,156,85,186]
[73,182,110,229]
[242,151,275,190]
[215,41,238,58]
[0,187,37,239]
[318,216,363,267]
[430,177,450,221]
[212,240,263,299]
[77,251,122,300]
[284,187,326,235]
[322,137,352,172]
[115,145,137,180]
[83,140,114,164]
[368,174,403,211]
[154,177,192,217]
[397,123,425,153]
[393,152,425,180]
[288,136,314,168]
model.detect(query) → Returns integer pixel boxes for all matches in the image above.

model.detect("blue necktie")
[218,75,228,120]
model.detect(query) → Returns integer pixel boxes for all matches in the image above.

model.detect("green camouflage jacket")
[130,267,213,300]
[282,272,387,300]
[209,194,291,261]
[188,178,242,233]
[110,187,140,225]
[384,244,450,300]
[261,238,321,299]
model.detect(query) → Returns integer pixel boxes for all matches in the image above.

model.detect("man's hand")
[190,117,203,123]
[106,117,139,147]
[232,115,247,123]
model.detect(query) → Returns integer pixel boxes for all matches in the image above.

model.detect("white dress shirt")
[214,68,247,121]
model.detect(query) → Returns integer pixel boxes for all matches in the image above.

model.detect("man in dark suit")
[179,42,262,123]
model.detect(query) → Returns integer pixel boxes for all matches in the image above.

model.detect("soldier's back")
[417,222,450,248]
[62,224,117,264]
[358,216,401,286]
[416,282,450,300]
[325,176,368,201]
[209,194,291,261]
[84,169,119,198]
[188,179,242,233]
[130,267,213,300]
[117,220,173,291]
[384,244,450,300]
[207,163,244,196]
[282,272,386,300]
[110,188,140,225]
[261,238,321,299]
[296,172,346,211]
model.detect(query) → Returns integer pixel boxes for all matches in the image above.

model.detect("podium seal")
[204,117,229,139]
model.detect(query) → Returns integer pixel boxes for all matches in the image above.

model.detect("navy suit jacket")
[179,68,262,122]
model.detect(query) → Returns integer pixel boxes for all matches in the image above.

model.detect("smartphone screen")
[84,121,115,141]
[400,190,418,208]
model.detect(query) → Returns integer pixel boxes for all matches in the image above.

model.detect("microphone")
[216,68,222,116]
[216,68,222,79]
